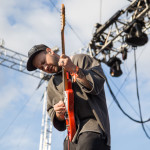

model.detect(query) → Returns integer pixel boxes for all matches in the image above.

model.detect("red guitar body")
[64,72,76,141]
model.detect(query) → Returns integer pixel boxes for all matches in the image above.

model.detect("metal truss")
[0,44,53,150]
[0,45,50,80]
[88,0,150,64]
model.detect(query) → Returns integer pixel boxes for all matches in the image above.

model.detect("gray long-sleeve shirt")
[47,54,111,146]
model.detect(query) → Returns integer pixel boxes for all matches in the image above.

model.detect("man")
[27,44,111,150]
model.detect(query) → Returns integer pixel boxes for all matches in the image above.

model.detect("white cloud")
[0,125,39,150]
[0,0,150,150]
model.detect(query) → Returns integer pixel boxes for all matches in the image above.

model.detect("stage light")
[125,21,148,47]
[107,57,122,77]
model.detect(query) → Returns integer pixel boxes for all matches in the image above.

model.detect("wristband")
[70,66,79,82]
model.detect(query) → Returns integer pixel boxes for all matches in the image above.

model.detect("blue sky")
[0,0,150,150]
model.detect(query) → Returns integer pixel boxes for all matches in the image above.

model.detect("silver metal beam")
[0,46,50,80]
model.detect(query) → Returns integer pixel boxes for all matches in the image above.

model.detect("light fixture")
[125,21,148,47]
[107,57,122,77]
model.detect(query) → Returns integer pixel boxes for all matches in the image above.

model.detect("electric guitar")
[61,4,76,141]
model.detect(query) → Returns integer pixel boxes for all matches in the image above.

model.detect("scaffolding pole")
[39,89,52,150]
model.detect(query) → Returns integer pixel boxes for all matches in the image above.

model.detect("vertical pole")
[43,90,47,150]
[39,90,46,150]
[39,87,53,150]
[48,121,52,150]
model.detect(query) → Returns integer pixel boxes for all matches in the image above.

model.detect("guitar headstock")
[61,4,65,31]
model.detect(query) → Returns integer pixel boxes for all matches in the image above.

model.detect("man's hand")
[58,54,76,73]
[58,54,92,90]
[54,101,66,121]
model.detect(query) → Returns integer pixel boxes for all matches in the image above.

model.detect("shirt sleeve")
[47,101,66,131]
[47,76,66,131]
[72,54,106,95]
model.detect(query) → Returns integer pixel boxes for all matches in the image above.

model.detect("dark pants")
[64,132,110,150]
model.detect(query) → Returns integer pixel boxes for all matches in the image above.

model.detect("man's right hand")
[54,101,66,121]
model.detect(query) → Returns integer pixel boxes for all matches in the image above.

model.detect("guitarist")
[26,44,111,150]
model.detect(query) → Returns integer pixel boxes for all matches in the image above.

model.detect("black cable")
[105,77,150,123]
[107,44,147,110]
[16,89,46,149]
[0,82,44,140]
[0,93,34,140]
[105,44,150,132]
[48,0,60,12]
[48,0,86,47]
[107,73,140,117]
[133,49,150,139]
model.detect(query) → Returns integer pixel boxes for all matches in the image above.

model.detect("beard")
[57,66,62,72]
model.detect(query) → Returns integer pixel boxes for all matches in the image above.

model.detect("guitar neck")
[61,30,65,55]
[61,4,68,91]
[61,31,68,90]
